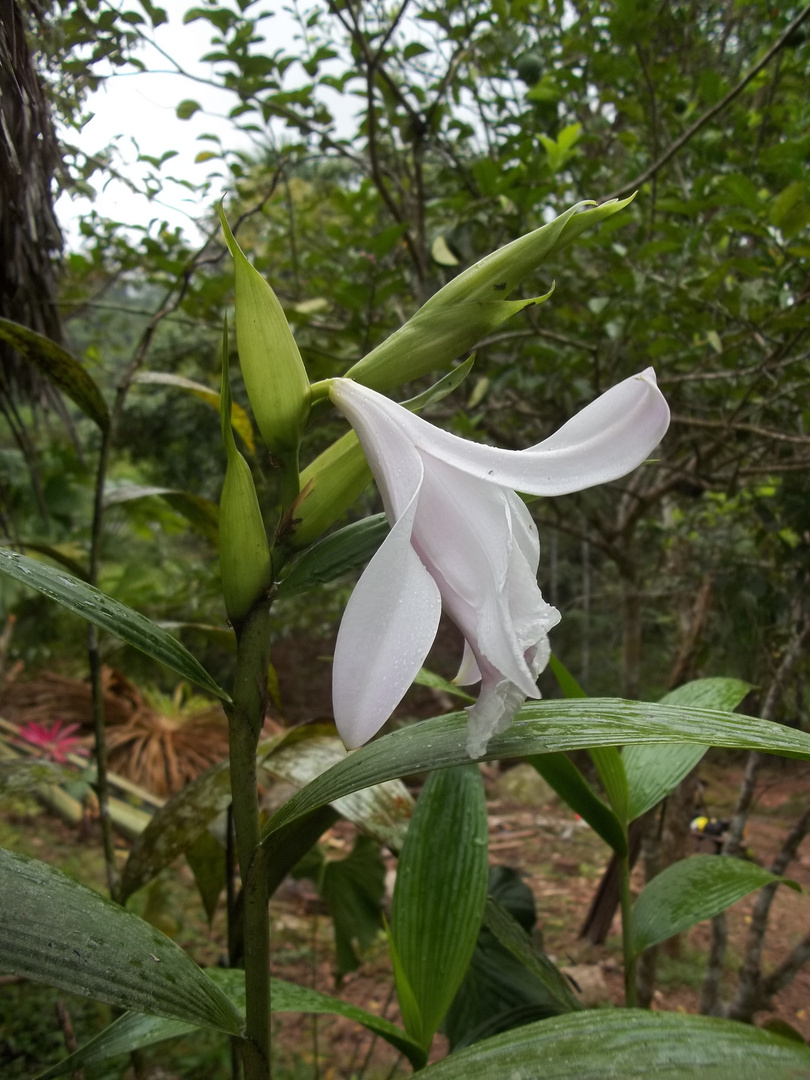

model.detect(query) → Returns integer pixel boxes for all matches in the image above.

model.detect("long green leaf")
[34,1014,192,1079]
[121,726,413,901]
[0,551,228,700]
[547,655,629,833]
[0,317,109,431]
[277,514,389,598]
[416,1008,810,1078]
[262,727,414,852]
[624,678,752,821]
[630,854,799,957]
[0,849,242,1034]
[483,897,581,1013]
[34,970,426,1077]
[589,744,629,824]
[391,765,489,1050]
[260,701,810,852]
[527,752,627,854]
[120,758,233,902]
[9,540,89,580]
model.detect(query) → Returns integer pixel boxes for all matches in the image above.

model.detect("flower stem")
[226,603,273,1079]
[619,852,637,1007]
[308,378,335,403]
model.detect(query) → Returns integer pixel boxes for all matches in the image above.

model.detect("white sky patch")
[53,0,349,250]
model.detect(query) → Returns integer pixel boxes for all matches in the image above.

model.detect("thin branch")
[758,930,810,1002]
[606,2,810,201]
[669,414,810,447]
[727,807,810,1020]
[374,0,411,60]
[702,602,810,1014]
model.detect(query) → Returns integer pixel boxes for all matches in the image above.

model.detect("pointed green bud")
[218,206,311,465]
[219,320,273,624]
[346,196,635,393]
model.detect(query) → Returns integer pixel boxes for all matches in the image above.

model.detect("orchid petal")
[330,378,423,520]
[505,488,540,576]
[465,677,527,759]
[332,468,442,749]
[412,458,542,697]
[455,640,482,686]
[333,369,669,496]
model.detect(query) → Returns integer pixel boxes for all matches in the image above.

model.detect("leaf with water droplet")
[0,551,227,701]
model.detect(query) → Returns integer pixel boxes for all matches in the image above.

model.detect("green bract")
[345,198,634,393]
[288,431,371,550]
[219,323,273,624]
[218,207,311,464]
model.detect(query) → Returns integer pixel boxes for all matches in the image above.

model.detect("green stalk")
[619,852,638,1007]
[225,603,273,1080]
[277,448,301,524]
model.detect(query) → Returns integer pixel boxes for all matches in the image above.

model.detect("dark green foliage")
[443,867,575,1050]
[292,833,386,980]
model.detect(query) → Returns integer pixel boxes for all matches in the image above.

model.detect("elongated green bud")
[219,320,273,624]
[346,196,634,393]
[218,206,311,467]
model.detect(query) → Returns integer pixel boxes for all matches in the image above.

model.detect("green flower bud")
[218,206,311,464]
[346,195,635,393]
[219,322,273,624]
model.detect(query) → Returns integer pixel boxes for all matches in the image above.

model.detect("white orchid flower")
[329,369,670,758]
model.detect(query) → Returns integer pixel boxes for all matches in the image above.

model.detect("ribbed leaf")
[277,514,389,598]
[33,969,426,1078]
[589,744,629,823]
[630,855,799,957]
[390,765,489,1049]
[10,540,89,580]
[260,701,810,853]
[444,869,570,1051]
[546,655,628,840]
[262,726,414,852]
[548,654,587,698]
[121,726,413,901]
[34,1014,192,1079]
[0,849,241,1034]
[120,758,234,902]
[416,1009,810,1078]
[483,897,581,1013]
[0,317,109,431]
[624,678,752,821]
[185,830,227,925]
[0,551,228,701]
[528,752,626,854]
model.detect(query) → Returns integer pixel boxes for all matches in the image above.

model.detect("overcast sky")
[53,0,307,249]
